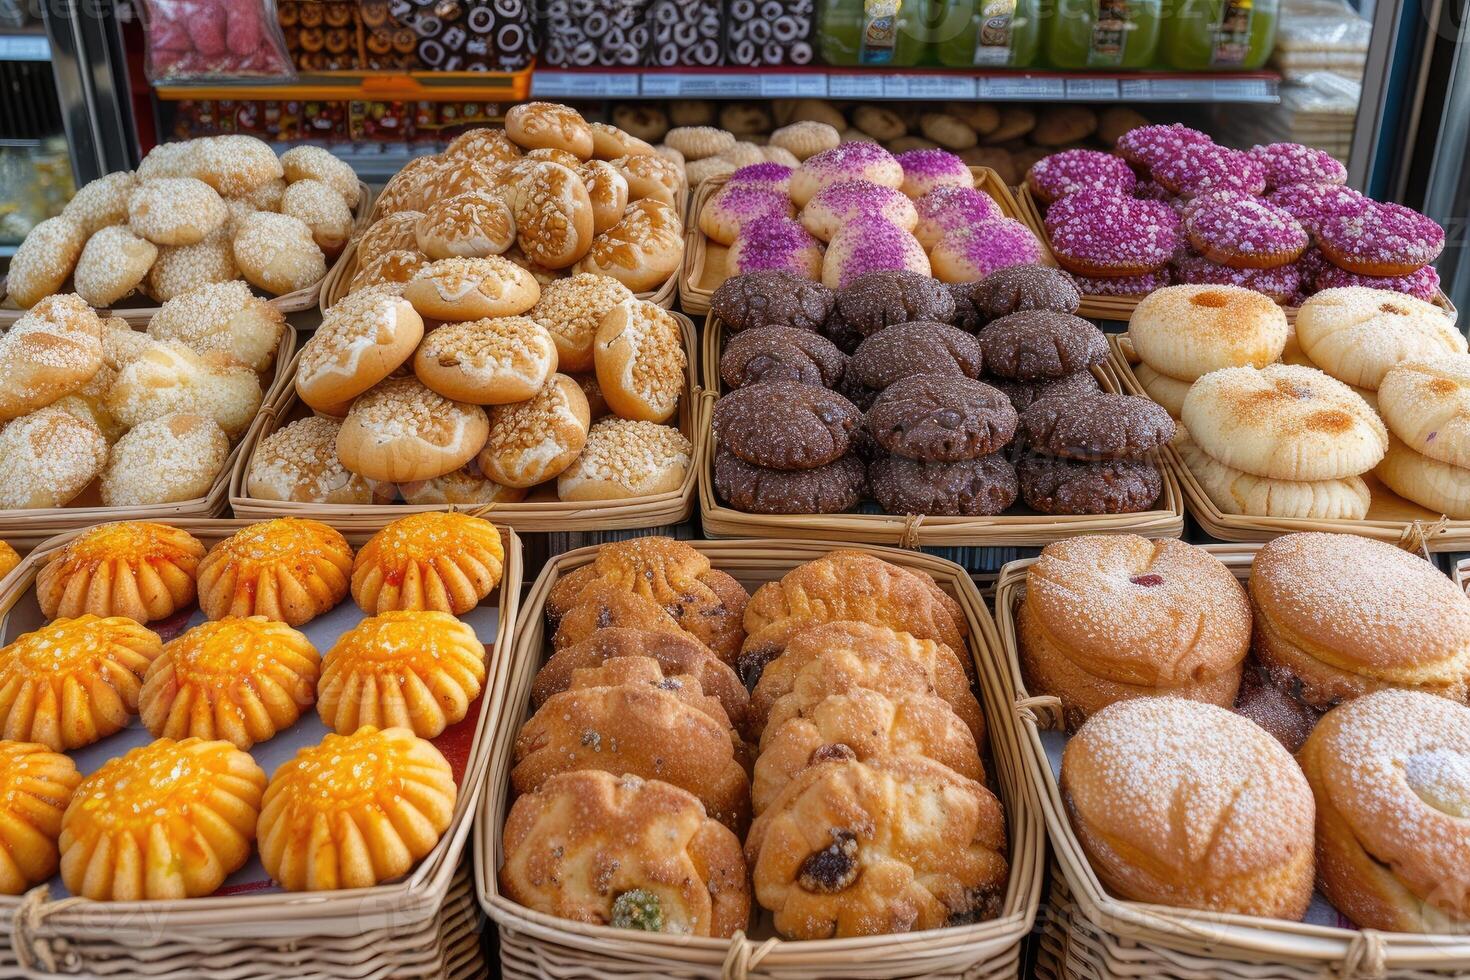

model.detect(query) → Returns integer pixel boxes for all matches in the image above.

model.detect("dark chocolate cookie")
[1019,392,1175,460]
[849,321,983,391]
[977,311,1108,381]
[869,453,1018,516]
[989,370,1101,413]
[867,374,1017,462]
[720,326,846,390]
[715,447,866,514]
[1016,455,1162,514]
[835,270,956,335]
[711,270,834,333]
[712,382,862,470]
[947,280,985,331]
[974,266,1081,319]
[834,369,878,412]
[821,304,865,355]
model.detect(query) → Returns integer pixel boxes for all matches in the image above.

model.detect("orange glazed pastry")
[351,512,504,616]
[0,616,162,751]
[139,618,321,749]
[317,611,486,738]
[0,541,18,581]
[0,741,81,895]
[257,726,457,891]
[197,518,354,626]
[37,521,206,624]
[59,737,266,901]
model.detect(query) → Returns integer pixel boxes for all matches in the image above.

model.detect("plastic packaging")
[933,0,1041,67]
[542,0,651,66]
[816,0,931,66]
[1160,0,1279,70]
[646,0,724,63]
[141,0,295,81]
[726,0,816,65]
[1043,0,1161,68]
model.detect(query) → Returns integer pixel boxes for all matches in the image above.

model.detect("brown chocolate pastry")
[849,321,983,390]
[988,370,1100,412]
[711,270,834,333]
[1016,455,1162,514]
[715,447,866,514]
[947,280,985,331]
[869,453,1018,516]
[868,374,1017,462]
[720,326,846,390]
[821,304,865,354]
[835,270,956,335]
[977,310,1107,380]
[1019,392,1175,460]
[973,266,1081,319]
[712,382,862,470]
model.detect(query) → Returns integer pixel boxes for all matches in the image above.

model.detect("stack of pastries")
[1020,530,1470,933]
[7,136,357,309]
[0,512,505,900]
[500,537,1009,940]
[0,284,286,510]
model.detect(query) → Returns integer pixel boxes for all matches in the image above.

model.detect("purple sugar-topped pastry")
[1249,143,1348,191]
[1152,143,1268,198]
[800,179,918,243]
[725,161,796,195]
[1114,124,1213,176]
[1172,253,1302,303]
[1315,261,1441,301]
[1025,149,1136,204]
[896,148,974,199]
[913,185,1004,249]
[1315,200,1446,277]
[1265,182,1369,235]
[699,184,795,246]
[1069,269,1174,297]
[1134,180,1176,204]
[1185,198,1309,270]
[1179,187,1257,221]
[821,214,929,289]
[729,217,823,280]
[789,141,903,207]
[1044,190,1180,276]
[930,217,1044,283]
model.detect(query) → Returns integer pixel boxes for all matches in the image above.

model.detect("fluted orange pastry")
[0,741,81,895]
[317,610,485,738]
[59,737,266,900]
[0,541,19,581]
[197,518,354,626]
[37,521,206,624]
[139,617,321,749]
[257,726,457,891]
[350,512,504,615]
[0,615,162,751]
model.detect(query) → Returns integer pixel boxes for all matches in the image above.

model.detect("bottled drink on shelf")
[1043,0,1162,69]
[933,0,1042,68]
[1160,0,1279,70]
[816,0,931,66]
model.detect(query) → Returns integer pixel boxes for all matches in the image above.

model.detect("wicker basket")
[0,327,298,551]
[475,538,1044,980]
[696,317,1184,547]
[678,168,1052,317]
[1013,185,1459,325]
[994,547,1470,979]
[0,518,520,975]
[229,312,700,535]
[1108,334,1470,552]
[1,181,375,327]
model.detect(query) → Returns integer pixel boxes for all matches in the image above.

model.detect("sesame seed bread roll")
[579,160,630,236]
[146,228,239,302]
[1248,532,1470,708]
[6,216,86,308]
[280,145,360,208]
[348,249,426,296]
[574,198,684,293]
[443,128,524,165]
[401,256,541,321]
[1373,433,1470,519]
[233,177,285,213]
[0,406,107,509]
[1181,364,1387,481]
[557,418,692,501]
[609,154,684,209]
[101,316,152,370]
[397,461,526,506]
[476,374,590,488]
[1174,426,1371,520]
[247,416,380,505]
[373,155,446,217]
[1295,287,1466,391]
[106,340,263,439]
[505,102,594,160]
[190,136,284,197]
[128,178,226,246]
[51,361,126,445]
[281,179,354,256]
[336,376,489,483]
[589,121,656,160]
[1299,690,1470,933]
[412,316,559,405]
[100,412,229,506]
[593,299,687,423]
[62,170,137,235]
[414,190,515,260]
[1377,354,1470,468]
[147,280,287,372]
[1062,697,1315,919]
[512,162,595,270]
[233,212,327,296]
[1128,285,1289,382]
[355,211,424,267]
[0,293,104,421]
[295,291,424,412]
[527,273,634,373]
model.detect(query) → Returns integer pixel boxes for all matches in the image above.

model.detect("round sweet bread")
[821,214,929,289]
[1133,362,1192,418]
[6,216,86,308]
[50,360,123,444]
[513,162,595,270]
[413,189,514,261]
[106,339,262,438]
[413,316,559,405]
[348,248,426,295]
[1375,433,1470,519]
[191,135,284,197]
[281,179,354,254]
[558,418,692,501]
[0,406,107,510]
[372,155,446,217]
[0,742,80,895]
[247,416,378,505]
[1128,284,1289,382]
[101,412,229,507]
[1377,354,1470,468]
[398,462,526,506]
[579,160,630,235]
[1181,363,1387,480]
[574,198,684,293]
[527,273,634,373]
[402,255,541,320]
[72,225,156,308]
[280,145,359,206]
[148,279,286,372]
[38,521,206,623]
[62,170,137,235]
[505,102,594,159]
[1174,426,1371,519]
[800,179,916,244]
[443,127,524,165]
[233,211,327,296]
[608,154,684,209]
[197,518,354,626]
[355,210,424,267]
[337,376,489,483]
[1295,286,1466,390]
[146,228,238,301]
[0,293,104,421]
[352,511,504,615]
[590,121,657,159]
[297,290,423,412]
[128,178,226,246]
[593,299,686,422]
[477,373,591,487]
[700,184,794,247]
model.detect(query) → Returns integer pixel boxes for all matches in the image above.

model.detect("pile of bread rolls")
[347,102,685,299]
[0,282,286,510]
[6,136,359,310]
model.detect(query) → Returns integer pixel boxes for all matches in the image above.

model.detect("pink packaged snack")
[142,0,293,81]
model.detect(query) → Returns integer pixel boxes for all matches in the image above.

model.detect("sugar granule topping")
[1028,149,1135,200]
[564,419,691,492]
[346,376,484,446]
[1186,198,1308,257]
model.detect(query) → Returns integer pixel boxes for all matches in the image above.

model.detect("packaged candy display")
[726,0,816,65]
[542,0,652,66]
[647,0,725,65]
[934,0,1043,68]
[140,0,294,81]
[815,0,931,66]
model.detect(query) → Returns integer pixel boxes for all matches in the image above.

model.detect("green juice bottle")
[817,0,932,66]
[934,0,1042,68]
[1044,0,1162,68]
[1160,0,1279,69]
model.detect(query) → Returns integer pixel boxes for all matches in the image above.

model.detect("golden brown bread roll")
[336,377,489,484]
[0,294,104,422]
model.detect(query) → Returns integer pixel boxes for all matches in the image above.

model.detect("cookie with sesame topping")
[0,405,107,509]
[6,215,86,308]
[101,412,229,507]
[558,418,692,501]
[413,316,559,405]
[593,299,687,423]
[146,227,239,301]
[62,170,136,235]
[281,179,354,255]
[280,145,361,207]
[336,375,489,483]
[73,226,156,308]
[0,293,104,422]
[233,211,326,296]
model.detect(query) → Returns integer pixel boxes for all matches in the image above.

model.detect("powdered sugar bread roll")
[280,145,360,208]
[579,161,630,236]
[191,135,284,197]
[527,273,634,373]
[728,218,823,280]
[1295,287,1466,391]
[0,293,104,421]
[63,171,137,235]
[146,228,239,301]
[593,299,687,423]
[336,376,489,483]
[0,405,107,509]
[1374,433,1470,519]
[128,178,226,246]
[414,190,515,260]
[505,103,595,160]
[281,180,354,255]
[513,162,595,269]
[799,180,917,244]
[700,185,794,247]
[822,215,930,289]
[557,418,692,501]
[233,212,326,296]
[106,340,263,438]
[574,199,684,292]
[100,412,229,506]
[401,256,541,320]
[6,216,86,308]
[413,316,559,405]
[1182,364,1387,481]
[789,142,904,208]
[1128,284,1289,383]
[1174,426,1371,519]
[146,280,286,372]
[247,416,378,505]
[296,291,424,412]
[476,374,590,488]
[1377,354,1470,468]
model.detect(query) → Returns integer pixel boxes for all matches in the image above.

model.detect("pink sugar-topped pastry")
[724,161,796,195]
[1114,124,1213,176]
[1173,253,1302,303]
[1315,200,1445,277]
[929,217,1044,283]
[1025,149,1136,204]
[1185,198,1309,270]
[1249,143,1348,191]
[1133,180,1176,204]
[699,184,795,246]
[1152,143,1267,198]
[789,141,903,208]
[1265,183,1369,235]
[913,185,1004,249]
[1070,268,1173,297]
[728,216,823,280]
[1044,190,1180,276]
[1179,188,1256,221]
[895,148,974,200]
[821,214,929,289]
[799,179,918,243]
[1315,263,1441,302]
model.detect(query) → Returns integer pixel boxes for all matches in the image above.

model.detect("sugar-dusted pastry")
[550,584,687,650]
[139,618,320,749]
[37,521,206,624]
[0,616,162,751]
[0,742,81,895]
[197,519,354,626]
[351,512,504,616]
[317,610,485,738]
[59,737,266,900]
[257,727,457,891]
[501,770,751,936]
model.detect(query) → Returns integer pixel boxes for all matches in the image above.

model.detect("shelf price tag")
[977,76,1065,99]
[0,35,49,61]
[1064,78,1120,99]
[760,74,827,97]
[902,75,977,99]
[1211,78,1277,102]
[532,72,609,98]
[828,74,885,98]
